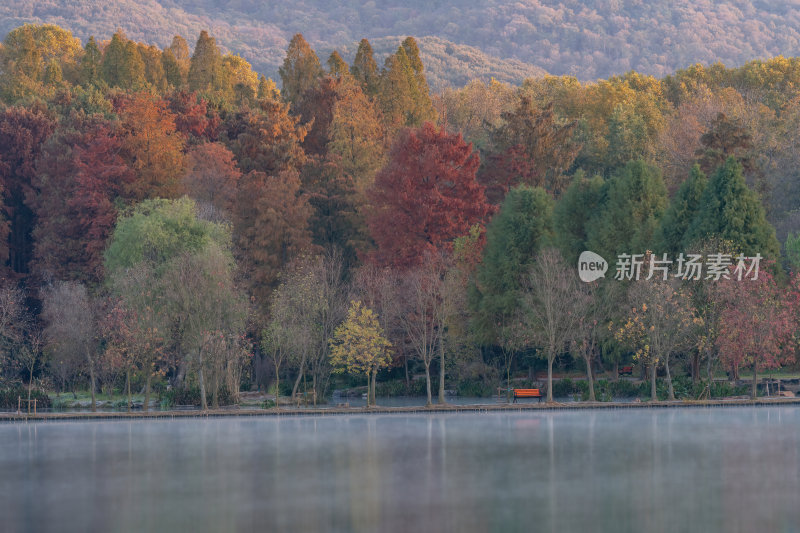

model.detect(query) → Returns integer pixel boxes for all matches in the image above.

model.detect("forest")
[5,1,800,85]
[1,23,800,411]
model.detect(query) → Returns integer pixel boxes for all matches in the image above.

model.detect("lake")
[1,407,799,532]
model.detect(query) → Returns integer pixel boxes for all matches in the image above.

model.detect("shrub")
[0,388,52,409]
[161,386,234,407]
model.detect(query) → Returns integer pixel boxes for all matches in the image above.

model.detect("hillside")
[4,0,800,85]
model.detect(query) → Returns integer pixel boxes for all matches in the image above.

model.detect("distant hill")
[5,0,800,85]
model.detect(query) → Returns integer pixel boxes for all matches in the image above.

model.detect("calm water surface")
[1,407,799,532]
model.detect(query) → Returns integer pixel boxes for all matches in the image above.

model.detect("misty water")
[2,407,799,532]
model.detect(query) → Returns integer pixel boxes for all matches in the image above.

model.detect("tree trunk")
[691,352,700,384]
[438,334,446,405]
[126,369,132,413]
[27,364,34,411]
[404,354,410,391]
[613,362,619,382]
[144,371,151,412]
[312,373,317,407]
[650,363,657,402]
[370,368,377,407]
[547,353,554,403]
[292,357,306,401]
[198,354,208,411]
[273,360,281,409]
[212,376,219,409]
[665,355,675,401]
[86,348,97,412]
[752,364,758,400]
[585,355,595,401]
[424,362,432,407]
[365,374,371,408]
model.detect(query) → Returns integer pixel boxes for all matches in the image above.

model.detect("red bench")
[618,366,633,376]
[513,388,543,403]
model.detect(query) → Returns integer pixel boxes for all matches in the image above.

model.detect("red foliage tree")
[0,105,55,277]
[717,268,796,398]
[113,92,186,201]
[366,122,491,268]
[33,119,134,282]
[183,142,241,216]
[165,90,221,142]
[232,169,314,310]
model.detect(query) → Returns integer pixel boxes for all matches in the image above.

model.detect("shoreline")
[3,397,800,423]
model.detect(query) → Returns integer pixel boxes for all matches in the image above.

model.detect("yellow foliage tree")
[329,300,392,407]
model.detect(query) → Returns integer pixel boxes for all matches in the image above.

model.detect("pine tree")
[655,164,707,256]
[685,157,779,259]
[586,160,667,261]
[471,185,554,344]
[553,171,605,263]
[278,33,323,107]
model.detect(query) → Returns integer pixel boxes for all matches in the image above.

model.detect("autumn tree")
[399,259,445,406]
[378,43,436,130]
[616,279,699,401]
[112,93,186,201]
[0,24,83,102]
[188,30,224,94]
[232,169,314,308]
[327,80,386,195]
[80,36,102,88]
[0,105,55,277]
[329,300,392,408]
[183,142,241,219]
[367,122,491,268]
[41,281,99,411]
[223,98,308,175]
[350,38,379,96]
[33,118,132,282]
[279,33,323,107]
[717,269,795,399]
[105,197,245,410]
[481,97,580,200]
[519,248,584,402]
[101,31,145,91]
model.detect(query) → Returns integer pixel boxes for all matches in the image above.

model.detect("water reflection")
[1,408,799,532]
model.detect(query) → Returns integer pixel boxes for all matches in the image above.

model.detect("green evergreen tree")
[471,186,554,344]
[278,33,323,106]
[685,157,780,259]
[350,38,378,95]
[586,159,667,261]
[188,30,223,93]
[553,171,605,263]
[655,164,708,255]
